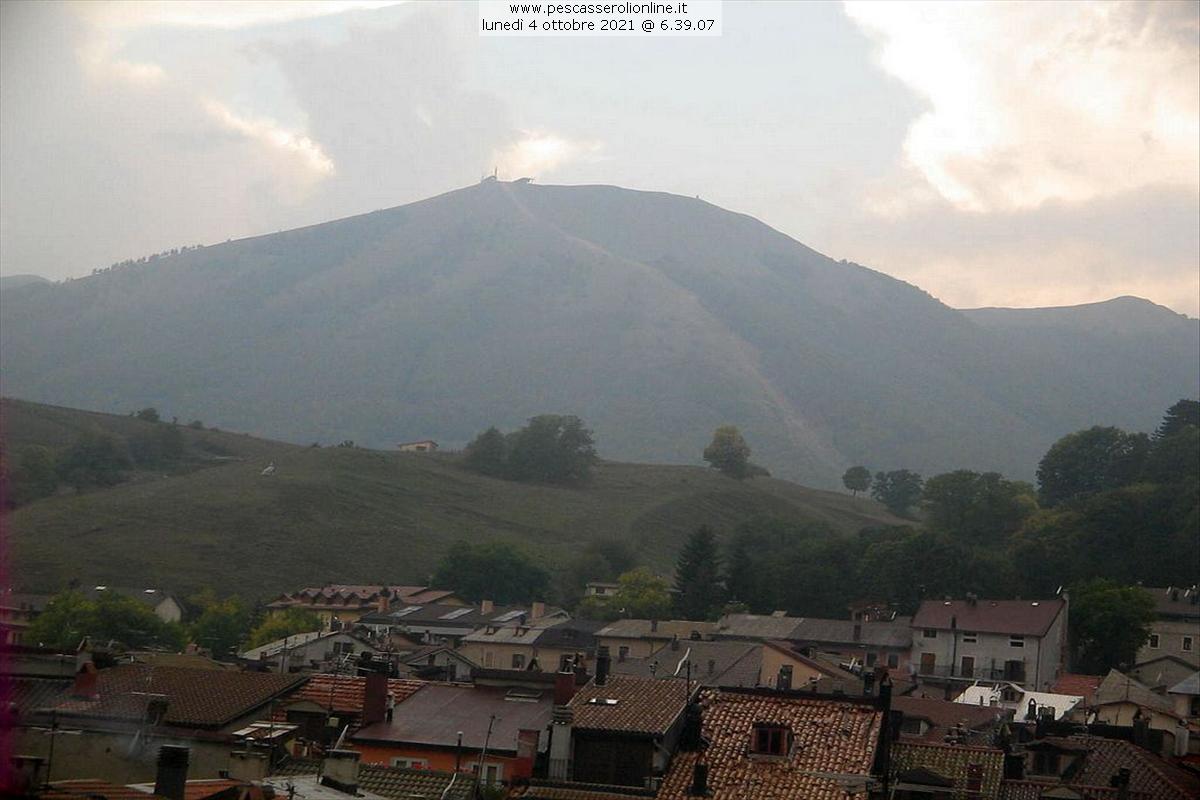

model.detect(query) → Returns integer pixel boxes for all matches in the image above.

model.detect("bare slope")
[1,398,901,598]
[1,181,1195,485]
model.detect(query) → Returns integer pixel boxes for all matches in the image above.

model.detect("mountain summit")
[2,181,1196,484]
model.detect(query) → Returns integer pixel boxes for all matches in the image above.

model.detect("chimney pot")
[154,745,190,800]
[595,646,611,687]
[554,669,577,705]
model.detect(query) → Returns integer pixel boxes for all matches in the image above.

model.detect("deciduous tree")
[842,466,871,497]
[703,425,752,479]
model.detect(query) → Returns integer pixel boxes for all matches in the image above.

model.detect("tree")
[135,407,161,423]
[246,608,323,649]
[842,466,871,497]
[673,526,723,620]
[871,469,924,516]
[8,445,59,506]
[703,425,751,479]
[577,568,673,621]
[25,590,185,651]
[922,470,1037,542]
[1037,426,1150,506]
[1069,580,1155,673]
[558,539,638,608]
[1155,399,1200,440]
[188,594,252,658]
[506,415,596,483]
[432,540,550,604]
[464,427,508,477]
[56,430,131,491]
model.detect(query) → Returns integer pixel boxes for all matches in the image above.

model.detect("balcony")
[915,664,1024,683]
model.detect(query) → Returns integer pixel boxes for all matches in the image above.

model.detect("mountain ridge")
[1,180,1196,486]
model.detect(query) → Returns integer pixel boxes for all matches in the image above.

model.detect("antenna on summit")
[481,166,498,184]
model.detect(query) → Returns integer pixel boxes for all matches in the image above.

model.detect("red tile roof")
[568,676,690,736]
[656,688,884,800]
[49,665,305,728]
[912,599,1065,637]
[1032,735,1200,800]
[1051,673,1103,704]
[272,674,424,720]
[40,781,164,800]
[890,741,1005,796]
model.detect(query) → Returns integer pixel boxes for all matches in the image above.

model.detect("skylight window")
[392,606,423,617]
[439,607,473,620]
[494,610,525,622]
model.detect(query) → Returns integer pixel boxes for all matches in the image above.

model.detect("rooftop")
[272,674,425,719]
[1168,671,1200,696]
[656,688,884,800]
[1022,734,1200,800]
[611,640,762,687]
[1145,585,1200,619]
[568,675,691,736]
[715,612,803,641]
[1092,669,1179,716]
[912,598,1065,637]
[1049,673,1103,704]
[890,741,1005,797]
[893,695,1008,741]
[352,683,553,754]
[47,664,305,729]
[595,619,720,641]
[790,616,913,649]
[269,757,476,800]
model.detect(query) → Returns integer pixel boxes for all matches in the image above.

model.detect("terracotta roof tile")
[890,741,1005,796]
[40,781,165,800]
[272,674,424,721]
[892,695,1008,741]
[656,688,884,800]
[1036,735,1200,800]
[49,665,305,728]
[1050,673,1103,704]
[269,757,476,799]
[568,676,690,736]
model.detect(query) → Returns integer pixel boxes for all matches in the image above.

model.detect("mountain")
[0,398,901,598]
[1,181,1196,485]
[0,274,50,291]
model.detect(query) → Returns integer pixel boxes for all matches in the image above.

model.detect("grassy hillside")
[1,398,902,599]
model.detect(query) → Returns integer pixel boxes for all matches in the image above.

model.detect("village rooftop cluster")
[2,582,1198,799]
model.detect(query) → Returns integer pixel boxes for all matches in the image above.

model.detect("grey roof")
[1144,585,1200,620]
[359,601,564,632]
[714,613,802,641]
[596,619,720,641]
[790,617,912,649]
[1168,671,1200,696]
[1093,669,1177,715]
[535,618,606,650]
[612,640,762,688]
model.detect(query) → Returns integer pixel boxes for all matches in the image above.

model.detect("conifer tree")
[673,526,723,620]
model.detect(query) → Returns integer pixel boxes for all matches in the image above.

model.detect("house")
[594,619,720,661]
[910,597,1068,690]
[1001,733,1200,800]
[265,585,466,630]
[893,695,1010,744]
[458,617,603,673]
[1130,654,1198,692]
[239,630,381,671]
[956,682,1084,721]
[1137,586,1200,669]
[0,591,51,645]
[888,740,1006,799]
[85,586,184,624]
[654,686,888,800]
[612,638,762,687]
[269,673,425,754]
[549,668,693,788]
[397,645,477,682]
[1069,669,1194,757]
[349,680,554,785]
[789,615,914,673]
[1167,671,1199,721]
[267,752,477,800]
[584,581,620,598]
[358,600,566,648]
[396,440,438,453]
[18,663,306,782]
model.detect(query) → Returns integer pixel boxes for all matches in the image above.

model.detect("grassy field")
[2,397,902,600]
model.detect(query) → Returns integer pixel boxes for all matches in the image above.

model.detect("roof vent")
[587,698,619,706]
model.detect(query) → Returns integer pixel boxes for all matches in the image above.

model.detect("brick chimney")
[376,588,390,614]
[531,601,546,619]
[554,668,578,705]
[481,599,494,615]
[71,661,99,700]
[362,671,388,726]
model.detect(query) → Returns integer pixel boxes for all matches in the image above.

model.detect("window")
[1010,635,1025,648]
[332,641,354,655]
[511,653,526,669]
[887,653,899,668]
[922,629,937,639]
[391,757,428,768]
[865,652,877,667]
[1031,751,1060,776]
[778,664,793,690]
[962,631,977,643]
[751,723,791,756]
[472,763,504,785]
[483,651,495,667]
[900,717,925,735]
[1149,633,1160,649]
[1184,636,1194,652]
[618,646,630,662]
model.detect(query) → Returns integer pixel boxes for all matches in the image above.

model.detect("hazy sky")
[2,1,1197,314]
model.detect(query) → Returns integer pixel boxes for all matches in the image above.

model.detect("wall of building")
[758,648,826,690]
[910,621,1062,690]
[1138,619,1199,669]
[351,742,513,781]
[13,727,234,783]
[599,636,661,661]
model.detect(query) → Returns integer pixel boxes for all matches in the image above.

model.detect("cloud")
[76,1,405,31]
[203,99,336,181]
[844,1,1199,214]
[492,132,604,180]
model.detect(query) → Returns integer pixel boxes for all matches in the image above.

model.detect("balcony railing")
[916,664,1023,683]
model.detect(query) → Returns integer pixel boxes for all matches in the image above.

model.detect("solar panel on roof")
[392,606,423,617]
[439,607,473,619]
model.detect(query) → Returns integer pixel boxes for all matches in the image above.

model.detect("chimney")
[481,599,494,615]
[376,589,389,614]
[548,707,574,780]
[228,750,269,781]
[72,661,99,700]
[853,623,862,642]
[153,745,189,800]
[863,669,876,697]
[595,646,611,687]
[670,636,680,652]
[1025,698,1038,721]
[679,702,703,751]
[1132,715,1150,750]
[531,601,546,619]
[689,762,709,796]
[321,749,361,794]
[650,619,659,633]
[1176,718,1191,757]
[362,670,388,726]
[777,667,792,690]
[1003,753,1024,780]
[1113,767,1131,800]
[554,669,577,705]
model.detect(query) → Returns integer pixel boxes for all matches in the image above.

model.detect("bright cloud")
[493,132,603,180]
[76,1,405,31]
[844,1,1200,213]
[203,99,336,179]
